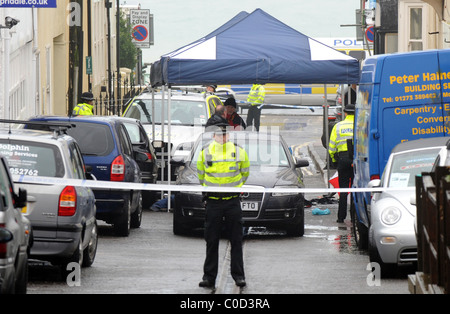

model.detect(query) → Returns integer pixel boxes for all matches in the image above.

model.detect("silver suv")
[0,127,98,271]
[0,154,30,294]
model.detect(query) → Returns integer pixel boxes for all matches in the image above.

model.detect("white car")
[367,136,449,276]
[123,90,222,181]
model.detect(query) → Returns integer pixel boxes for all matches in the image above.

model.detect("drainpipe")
[2,29,11,119]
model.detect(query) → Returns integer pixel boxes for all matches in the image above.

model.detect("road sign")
[86,56,92,75]
[130,9,153,48]
[133,25,148,42]
[0,0,57,8]
[366,26,374,43]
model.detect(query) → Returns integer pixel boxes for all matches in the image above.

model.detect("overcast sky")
[121,0,360,63]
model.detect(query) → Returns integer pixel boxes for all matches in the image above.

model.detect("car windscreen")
[124,98,208,126]
[0,140,65,177]
[67,122,114,156]
[387,148,441,187]
[190,134,290,168]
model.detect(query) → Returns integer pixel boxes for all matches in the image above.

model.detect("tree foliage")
[119,12,138,69]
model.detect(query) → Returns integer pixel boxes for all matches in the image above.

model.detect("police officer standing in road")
[72,92,95,116]
[328,103,355,223]
[197,123,250,288]
[246,84,265,131]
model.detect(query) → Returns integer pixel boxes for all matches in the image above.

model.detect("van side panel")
[354,49,450,229]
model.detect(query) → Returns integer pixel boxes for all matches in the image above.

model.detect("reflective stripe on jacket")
[197,141,250,188]
[72,103,94,116]
[246,84,265,106]
[328,115,354,163]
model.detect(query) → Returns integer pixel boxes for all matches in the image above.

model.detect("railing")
[93,83,144,116]
[411,166,450,294]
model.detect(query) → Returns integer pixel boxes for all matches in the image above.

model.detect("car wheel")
[60,239,83,282]
[114,198,131,237]
[14,253,28,294]
[82,222,98,267]
[131,193,143,228]
[173,209,190,235]
[350,199,368,250]
[286,205,305,237]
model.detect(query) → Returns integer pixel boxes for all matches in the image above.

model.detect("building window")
[409,7,423,51]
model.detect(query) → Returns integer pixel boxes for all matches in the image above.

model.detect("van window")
[0,140,64,177]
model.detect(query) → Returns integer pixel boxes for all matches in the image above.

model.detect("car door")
[117,124,142,209]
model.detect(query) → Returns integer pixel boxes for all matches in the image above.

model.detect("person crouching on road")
[197,123,250,289]
[328,103,355,223]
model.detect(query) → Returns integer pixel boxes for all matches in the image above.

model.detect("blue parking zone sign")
[0,0,57,8]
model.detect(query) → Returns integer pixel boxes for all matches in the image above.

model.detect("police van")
[352,49,450,248]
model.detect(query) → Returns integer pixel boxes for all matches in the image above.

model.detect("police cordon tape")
[12,174,415,194]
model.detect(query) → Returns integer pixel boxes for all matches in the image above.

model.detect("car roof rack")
[0,119,76,138]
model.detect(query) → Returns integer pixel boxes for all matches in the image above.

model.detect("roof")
[151,9,360,86]
[391,136,450,154]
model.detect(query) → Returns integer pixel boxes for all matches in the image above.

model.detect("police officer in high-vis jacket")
[245,84,265,131]
[197,123,250,289]
[328,103,355,223]
[72,92,95,116]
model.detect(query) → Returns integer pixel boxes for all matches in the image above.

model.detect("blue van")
[352,49,450,248]
[26,116,147,237]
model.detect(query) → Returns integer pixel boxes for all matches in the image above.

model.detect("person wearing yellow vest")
[72,92,95,116]
[245,84,265,131]
[329,103,355,223]
[197,123,250,289]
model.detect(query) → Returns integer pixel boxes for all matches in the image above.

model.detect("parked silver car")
[0,154,30,294]
[0,127,98,270]
[367,137,449,276]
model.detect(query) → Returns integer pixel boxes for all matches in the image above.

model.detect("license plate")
[241,201,258,211]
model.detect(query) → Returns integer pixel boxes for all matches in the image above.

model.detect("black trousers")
[203,198,244,283]
[337,155,354,221]
[246,106,261,131]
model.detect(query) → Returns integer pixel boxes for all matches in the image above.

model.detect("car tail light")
[59,186,77,216]
[145,152,152,160]
[0,223,8,258]
[111,155,125,181]
[370,174,380,180]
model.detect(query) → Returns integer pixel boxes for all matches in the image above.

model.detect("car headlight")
[272,186,299,196]
[381,206,402,225]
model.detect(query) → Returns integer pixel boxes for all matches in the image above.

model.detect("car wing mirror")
[135,151,149,162]
[368,179,382,193]
[13,188,27,209]
[152,140,167,152]
[170,156,186,167]
[294,158,309,168]
[410,194,416,206]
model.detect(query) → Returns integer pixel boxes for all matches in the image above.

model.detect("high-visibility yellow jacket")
[72,103,94,116]
[247,84,265,106]
[328,114,354,163]
[197,140,250,188]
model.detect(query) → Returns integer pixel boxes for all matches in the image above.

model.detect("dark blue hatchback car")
[26,116,146,236]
